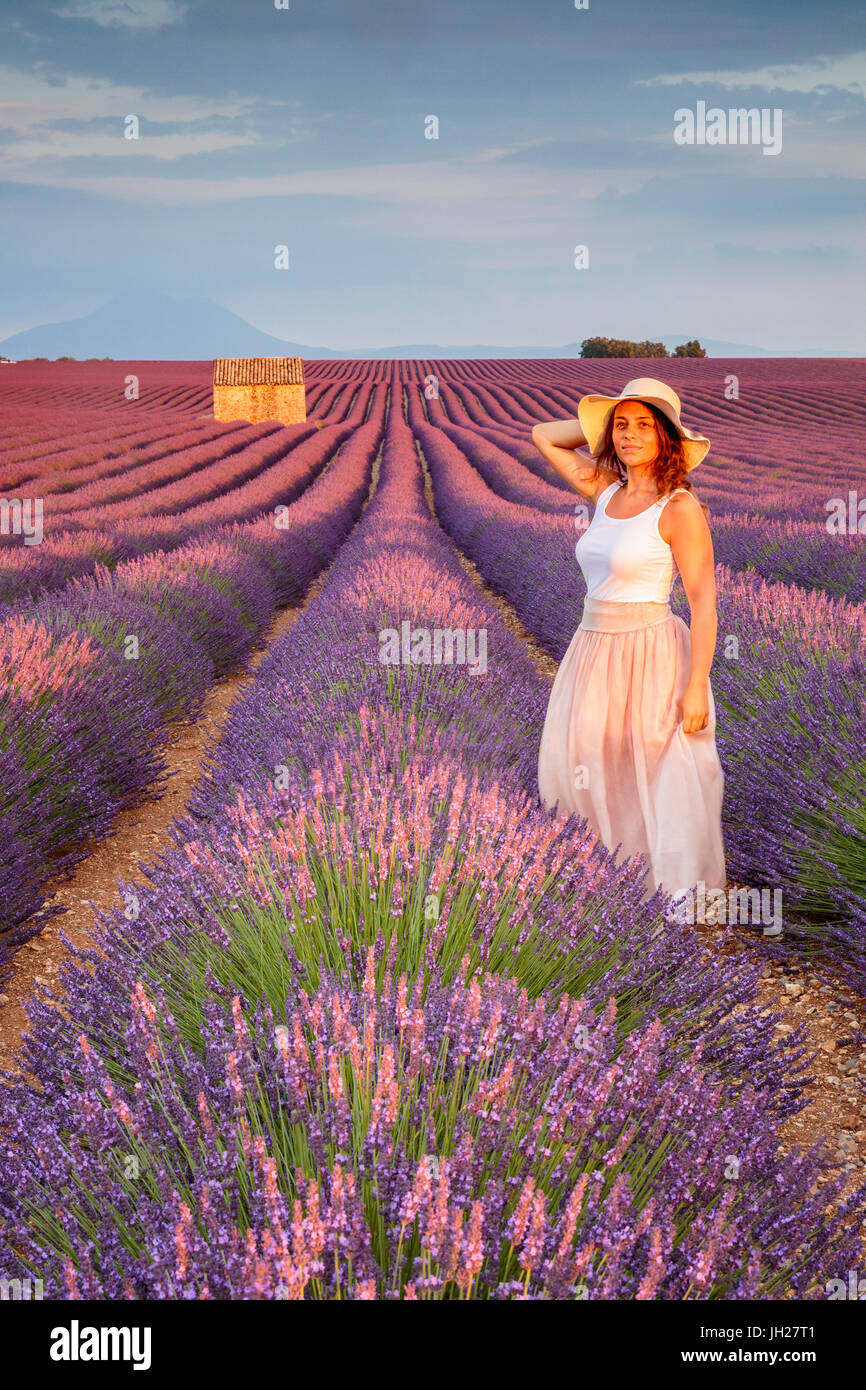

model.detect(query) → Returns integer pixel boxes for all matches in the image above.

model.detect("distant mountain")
[655,335,859,357]
[0,294,310,361]
[0,295,857,360]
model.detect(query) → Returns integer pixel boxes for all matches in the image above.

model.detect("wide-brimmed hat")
[577,376,711,471]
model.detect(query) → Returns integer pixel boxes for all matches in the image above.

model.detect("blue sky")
[0,0,863,351]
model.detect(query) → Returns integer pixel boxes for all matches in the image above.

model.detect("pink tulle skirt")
[537,597,726,900]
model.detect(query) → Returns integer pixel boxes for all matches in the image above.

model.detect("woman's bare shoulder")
[670,487,708,514]
[658,488,710,541]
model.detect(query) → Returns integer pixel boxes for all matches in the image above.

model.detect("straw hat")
[577,376,710,471]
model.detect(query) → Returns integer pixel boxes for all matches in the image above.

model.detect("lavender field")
[0,357,864,1300]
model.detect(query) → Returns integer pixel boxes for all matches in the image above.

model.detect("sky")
[0,0,863,352]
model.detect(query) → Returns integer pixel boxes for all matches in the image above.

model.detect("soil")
[0,433,384,1078]
[0,439,862,1264]
[0,592,323,1076]
[416,440,866,1218]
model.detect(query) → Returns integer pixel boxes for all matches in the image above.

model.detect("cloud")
[2,151,583,209]
[710,240,852,264]
[0,64,261,124]
[498,136,673,170]
[50,0,188,29]
[638,49,866,95]
[0,73,595,208]
[0,65,312,176]
[592,172,866,248]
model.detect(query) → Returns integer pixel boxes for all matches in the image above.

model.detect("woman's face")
[611,401,659,468]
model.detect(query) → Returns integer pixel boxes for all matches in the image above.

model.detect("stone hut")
[213,356,306,425]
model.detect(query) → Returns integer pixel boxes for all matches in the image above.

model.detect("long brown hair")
[589,401,710,518]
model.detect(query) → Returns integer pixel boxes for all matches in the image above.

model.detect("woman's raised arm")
[530,419,618,501]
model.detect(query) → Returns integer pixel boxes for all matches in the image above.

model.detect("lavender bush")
[410,391,866,993]
[1,388,861,1299]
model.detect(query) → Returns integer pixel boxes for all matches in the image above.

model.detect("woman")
[532,377,726,909]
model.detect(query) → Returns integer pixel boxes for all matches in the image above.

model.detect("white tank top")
[575,481,692,603]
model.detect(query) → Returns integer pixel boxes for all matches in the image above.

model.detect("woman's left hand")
[679,679,710,734]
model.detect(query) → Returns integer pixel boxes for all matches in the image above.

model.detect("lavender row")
[0,418,255,495]
[409,395,866,994]
[1,390,860,1298]
[0,394,385,606]
[421,393,573,512]
[0,405,384,947]
[412,394,866,604]
[404,363,866,527]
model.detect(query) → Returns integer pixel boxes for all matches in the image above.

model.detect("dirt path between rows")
[1,423,862,1266]
[416,439,866,1222]
[0,435,384,1077]
[0,592,323,1075]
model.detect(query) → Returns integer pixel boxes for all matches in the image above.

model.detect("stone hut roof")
[213,357,305,386]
